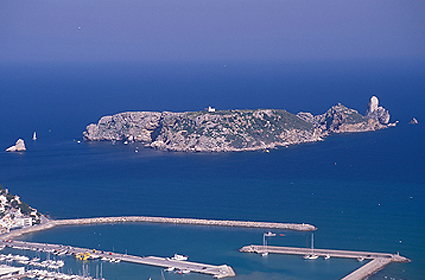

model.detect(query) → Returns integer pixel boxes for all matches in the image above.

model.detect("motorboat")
[170,254,188,261]
[165,267,175,272]
[177,269,190,274]
[303,254,319,260]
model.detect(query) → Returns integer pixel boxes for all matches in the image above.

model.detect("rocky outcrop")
[298,102,387,133]
[5,139,26,152]
[409,117,418,124]
[366,96,390,125]
[297,96,391,133]
[84,111,163,143]
[83,97,392,152]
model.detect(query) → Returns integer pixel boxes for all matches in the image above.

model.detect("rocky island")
[83,96,393,152]
[5,139,26,152]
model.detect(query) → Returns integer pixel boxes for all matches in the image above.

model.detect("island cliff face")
[83,96,392,152]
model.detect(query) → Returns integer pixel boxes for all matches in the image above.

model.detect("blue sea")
[0,60,424,280]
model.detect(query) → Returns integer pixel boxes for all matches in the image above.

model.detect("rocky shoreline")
[83,96,394,152]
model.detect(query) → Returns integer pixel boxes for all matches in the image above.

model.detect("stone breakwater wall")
[0,222,57,239]
[52,216,317,231]
[1,216,316,239]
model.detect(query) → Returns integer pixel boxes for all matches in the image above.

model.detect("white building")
[12,217,32,229]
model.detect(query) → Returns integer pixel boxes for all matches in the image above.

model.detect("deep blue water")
[0,60,424,279]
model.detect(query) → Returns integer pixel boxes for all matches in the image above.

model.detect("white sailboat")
[262,231,276,256]
[32,131,37,141]
[303,233,319,260]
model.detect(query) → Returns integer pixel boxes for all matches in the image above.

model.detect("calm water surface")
[0,60,424,279]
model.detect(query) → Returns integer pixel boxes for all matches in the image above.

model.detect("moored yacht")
[303,254,319,260]
[303,233,318,260]
[169,253,188,261]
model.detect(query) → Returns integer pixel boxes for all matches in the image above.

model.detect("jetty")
[0,216,316,239]
[240,245,410,280]
[1,240,235,279]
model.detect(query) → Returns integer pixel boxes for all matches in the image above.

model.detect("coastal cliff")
[83,96,392,152]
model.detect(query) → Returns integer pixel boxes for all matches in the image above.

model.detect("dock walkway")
[240,245,410,280]
[340,258,392,280]
[2,240,235,279]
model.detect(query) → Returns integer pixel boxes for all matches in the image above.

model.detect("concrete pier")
[240,245,410,280]
[2,240,235,279]
[340,258,392,280]
[1,216,316,239]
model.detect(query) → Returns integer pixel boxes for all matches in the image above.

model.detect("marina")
[0,218,412,279]
[239,245,410,280]
[0,216,318,279]
[0,240,236,279]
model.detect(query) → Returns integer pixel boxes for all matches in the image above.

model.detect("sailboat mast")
[311,233,314,252]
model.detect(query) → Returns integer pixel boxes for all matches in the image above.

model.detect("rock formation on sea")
[5,139,26,152]
[297,96,390,133]
[409,117,419,124]
[366,96,391,125]
[83,97,392,152]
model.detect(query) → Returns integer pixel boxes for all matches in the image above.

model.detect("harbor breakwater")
[240,245,410,280]
[1,216,316,239]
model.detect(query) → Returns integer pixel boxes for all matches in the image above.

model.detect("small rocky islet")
[83,96,393,152]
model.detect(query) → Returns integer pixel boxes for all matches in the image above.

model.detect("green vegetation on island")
[83,96,393,152]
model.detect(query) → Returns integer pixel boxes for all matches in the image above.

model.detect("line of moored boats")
[25,269,99,280]
[0,253,65,269]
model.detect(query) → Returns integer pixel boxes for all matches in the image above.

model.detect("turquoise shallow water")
[0,61,424,279]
